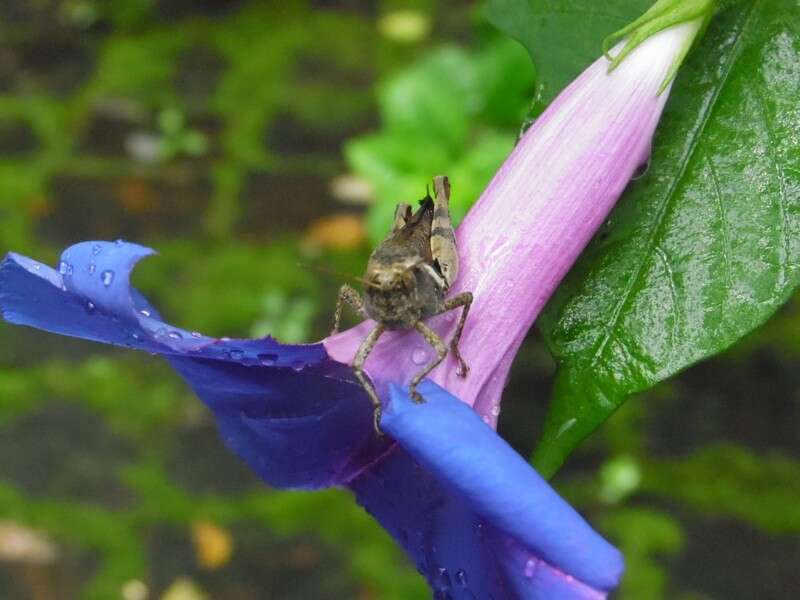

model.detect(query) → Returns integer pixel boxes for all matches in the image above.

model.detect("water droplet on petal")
[115,238,124,246]
[132,333,141,342]
[291,359,305,371]
[139,309,151,317]
[190,331,202,338]
[88,263,96,275]
[432,567,451,591]
[229,349,244,360]
[632,158,650,180]
[491,405,501,417]
[455,569,468,587]
[258,353,278,366]
[523,558,538,579]
[32,263,40,271]
[168,330,182,339]
[91,244,102,255]
[220,336,231,342]
[101,270,114,286]
[482,415,491,425]
[411,347,428,365]
[58,260,69,275]
[85,301,96,314]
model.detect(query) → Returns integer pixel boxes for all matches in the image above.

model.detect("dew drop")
[432,567,451,591]
[190,331,202,339]
[167,330,182,340]
[291,359,305,371]
[455,569,468,587]
[491,405,501,417]
[115,238,124,246]
[101,270,114,287]
[229,349,244,360]
[258,353,278,366]
[88,263,96,275]
[523,558,538,579]
[482,415,491,425]
[91,244,102,255]
[85,301,96,314]
[139,309,151,317]
[58,260,69,275]
[411,347,428,365]
[132,333,141,342]
[220,336,231,342]
[32,263,40,271]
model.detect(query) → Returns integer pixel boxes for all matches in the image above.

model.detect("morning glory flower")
[0,17,706,600]
[326,19,705,426]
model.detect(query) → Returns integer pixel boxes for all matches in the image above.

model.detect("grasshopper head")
[365,257,422,291]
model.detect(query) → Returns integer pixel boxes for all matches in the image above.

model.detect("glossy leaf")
[534,1,800,476]
[484,0,651,103]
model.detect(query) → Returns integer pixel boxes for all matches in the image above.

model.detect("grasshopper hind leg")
[443,291,472,377]
[430,175,459,290]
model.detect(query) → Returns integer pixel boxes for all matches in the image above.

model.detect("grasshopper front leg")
[352,323,386,432]
[332,283,366,335]
[408,320,448,403]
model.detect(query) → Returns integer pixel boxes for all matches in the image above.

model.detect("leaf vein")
[590,2,758,370]
[752,82,791,290]
[705,152,734,292]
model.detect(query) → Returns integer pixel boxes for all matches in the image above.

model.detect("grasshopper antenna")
[296,262,380,289]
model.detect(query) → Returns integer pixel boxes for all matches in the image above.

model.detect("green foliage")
[484,0,652,103]
[643,444,800,534]
[528,0,800,476]
[601,507,684,600]
[346,38,535,242]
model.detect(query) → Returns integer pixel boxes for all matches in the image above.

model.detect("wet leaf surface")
[533,1,800,475]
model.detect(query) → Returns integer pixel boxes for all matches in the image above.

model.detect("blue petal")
[370,380,623,597]
[0,242,388,488]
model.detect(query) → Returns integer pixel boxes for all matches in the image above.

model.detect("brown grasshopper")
[331,175,473,431]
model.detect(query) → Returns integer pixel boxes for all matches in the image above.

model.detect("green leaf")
[483,0,652,103]
[534,1,800,476]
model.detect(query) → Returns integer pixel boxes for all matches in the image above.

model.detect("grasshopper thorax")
[362,255,444,330]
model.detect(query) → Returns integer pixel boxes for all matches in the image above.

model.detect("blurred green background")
[0,1,798,599]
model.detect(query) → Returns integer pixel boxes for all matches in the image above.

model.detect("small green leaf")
[535,1,800,476]
[483,0,651,103]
